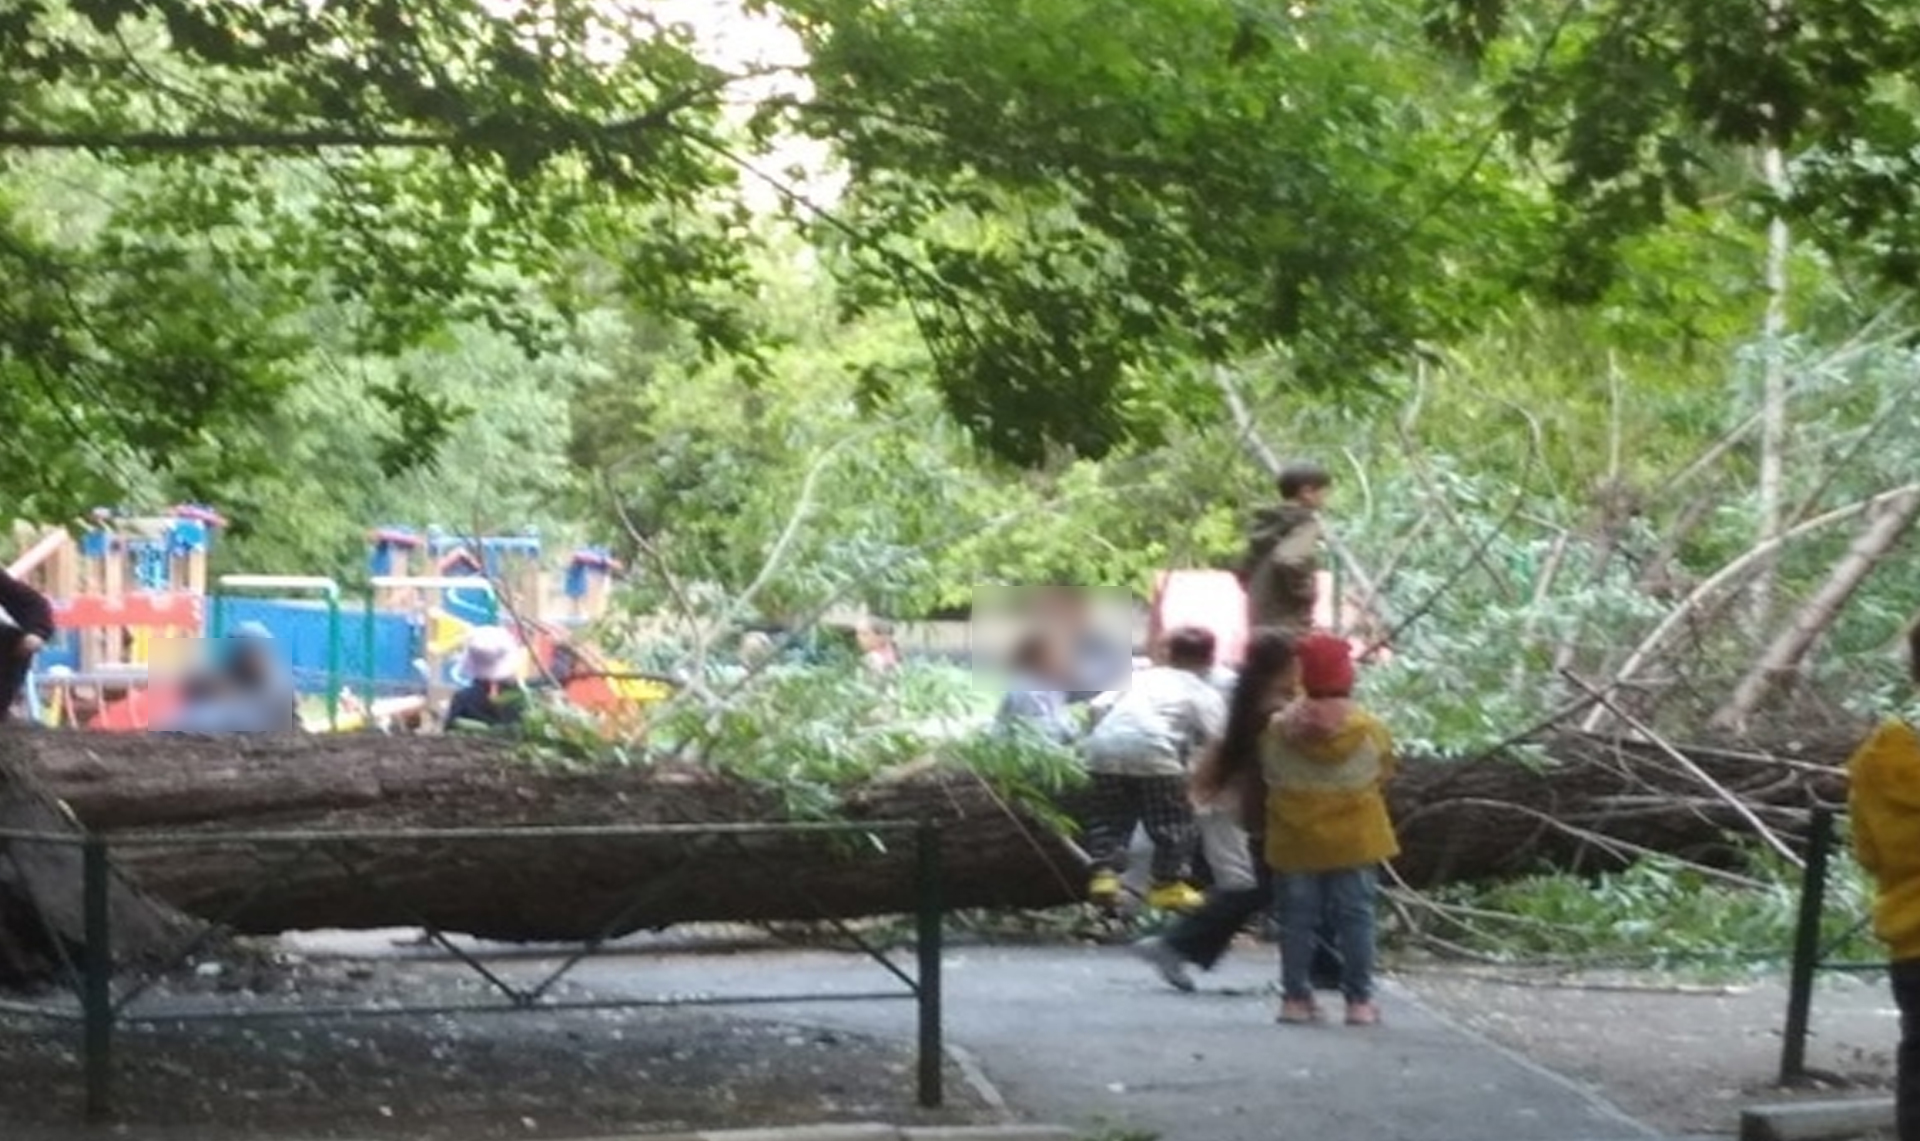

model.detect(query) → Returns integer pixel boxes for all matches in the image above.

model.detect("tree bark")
[1713,488,1920,733]
[1751,141,1793,627]
[0,723,1866,984]
[0,731,1088,952]
[1584,481,1920,732]
[0,736,204,986]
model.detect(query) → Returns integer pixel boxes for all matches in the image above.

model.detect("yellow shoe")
[1145,882,1205,913]
[1088,870,1122,905]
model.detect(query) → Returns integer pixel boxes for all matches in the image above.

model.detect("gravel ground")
[1398,962,1899,1138]
[0,953,987,1141]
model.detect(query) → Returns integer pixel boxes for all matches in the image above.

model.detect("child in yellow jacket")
[1847,623,1920,1141]
[1262,632,1398,1027]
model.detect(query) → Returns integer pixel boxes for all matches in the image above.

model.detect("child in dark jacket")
[1240,463,1332,636]
[445,626,530,731]
[0,569,55,723]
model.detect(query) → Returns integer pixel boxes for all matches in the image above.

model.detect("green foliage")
[0,0,752,514]
[780,0,1540,463]
[643,660,1084,821]
[1426,850,1878,974]
[1453,0,1920,291]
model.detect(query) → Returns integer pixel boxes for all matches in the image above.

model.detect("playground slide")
[439,585,497,630]
[7,527,69,579]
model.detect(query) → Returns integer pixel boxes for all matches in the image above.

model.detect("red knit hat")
[1295,632,1355,698]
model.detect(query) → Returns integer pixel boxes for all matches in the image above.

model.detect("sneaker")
[1130,937,1195,993]
[1144,881,1205,912]
[1277,998,1320,1024]
[1345,1000,1381,1026]
[1088,870,1123,905]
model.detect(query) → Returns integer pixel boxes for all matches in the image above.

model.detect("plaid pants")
[1082,772,1197,885]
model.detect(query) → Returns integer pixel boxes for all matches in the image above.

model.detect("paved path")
[549,946,1664,1141]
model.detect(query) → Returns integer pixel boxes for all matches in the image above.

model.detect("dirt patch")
[1398,962,1898,1138]
[0,955,988,1141]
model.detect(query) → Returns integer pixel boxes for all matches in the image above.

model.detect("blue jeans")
[1277,867,1377,1003]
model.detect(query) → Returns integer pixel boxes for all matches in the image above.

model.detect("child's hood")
[1276,698,1371,760]
[1857,719,1920,811]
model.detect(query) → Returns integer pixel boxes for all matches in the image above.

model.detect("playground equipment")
[9,512,647,733]
[1149,567,1390,667]
[8,507,223,677]
[9,508,228,730]
[364,574,499,702]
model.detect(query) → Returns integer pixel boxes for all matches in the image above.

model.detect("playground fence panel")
[0,819,948,1123]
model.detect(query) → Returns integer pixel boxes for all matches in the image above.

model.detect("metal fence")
[1779,806,1880,1085]
[0,819,946,1122]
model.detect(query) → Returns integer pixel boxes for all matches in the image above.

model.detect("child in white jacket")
[1080,626,1226,912]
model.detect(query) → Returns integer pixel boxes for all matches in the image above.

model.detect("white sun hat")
[458,625,524,682]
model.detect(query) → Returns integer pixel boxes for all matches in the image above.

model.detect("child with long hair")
[1131,631,1296,987]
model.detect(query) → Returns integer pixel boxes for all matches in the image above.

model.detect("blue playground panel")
[216,598,419,694]
[440,584,498,629]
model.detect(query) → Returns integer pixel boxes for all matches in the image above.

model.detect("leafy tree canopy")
[1,0,1559,505]
[1439,0,1920,292]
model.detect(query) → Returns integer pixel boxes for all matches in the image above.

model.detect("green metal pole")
[915,822,944,1109]
[1780,806,1833,1086]
[209,594,227,640]
[82,835,114,1123]
[324,593,341,732]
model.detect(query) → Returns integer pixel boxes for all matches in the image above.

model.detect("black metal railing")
[1780,806,1880,1085]
[0,819,946,1122]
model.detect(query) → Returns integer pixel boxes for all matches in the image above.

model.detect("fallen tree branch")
[1712,486,1920,733]
[1565,673,1802,868]
[1585,480,1920,732]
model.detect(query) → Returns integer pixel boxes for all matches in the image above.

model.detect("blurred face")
[1297,483,1330,511]
[1026,636,1067,683]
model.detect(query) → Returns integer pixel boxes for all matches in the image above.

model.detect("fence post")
[1780,806,1834,1086]
[915,821,944,1109]
[81,834,115,1122]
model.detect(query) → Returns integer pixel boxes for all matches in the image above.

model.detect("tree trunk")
[0,723,1866,985]
[1390,731,1850,886]
[1751,141,1793,627]
[1584,482,1920,733]
[1713,488,1920,733]
[0,731,1086,949]
[0,734,204,986]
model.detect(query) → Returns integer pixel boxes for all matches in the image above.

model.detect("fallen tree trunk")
[1386,732,1849,885]
[1712,486,1920,733]
[0,724,1864,982]
[0,739,204,986]
[0,730,1086,956]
